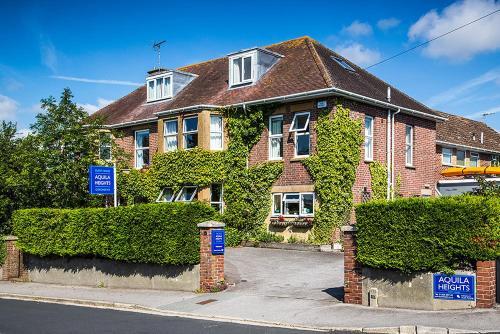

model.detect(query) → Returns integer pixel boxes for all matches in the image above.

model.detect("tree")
[0,122,20,233]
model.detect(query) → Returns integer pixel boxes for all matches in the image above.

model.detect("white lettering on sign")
[437,276,471,292]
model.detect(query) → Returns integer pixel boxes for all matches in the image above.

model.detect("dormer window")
[147,74,172,102]
[229,52,254,87]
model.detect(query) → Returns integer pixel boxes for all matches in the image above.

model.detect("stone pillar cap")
[197,221,225,228]
[341,225,357,232]
[2,236,18,241]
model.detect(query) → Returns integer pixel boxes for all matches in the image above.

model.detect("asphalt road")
[0,299,336,334]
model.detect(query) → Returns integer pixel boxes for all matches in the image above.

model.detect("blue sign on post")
[89,166,115,195]
[211,229,225,255]
[433,273,475,301]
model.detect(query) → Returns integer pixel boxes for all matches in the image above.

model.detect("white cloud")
[78,98,114,114]
[0,94,19,121]
[52,75,142,87]
[335,43,382,66]
[377,18,401,30]
[465,105,500,119]
[15,128,32,139]
[427,67,500,106]
[341,20,373,36]
[40,36,58,72]
[408,0,500,61]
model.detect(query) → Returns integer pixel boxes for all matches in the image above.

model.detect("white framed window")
[272,193,282,216]
[156,187,175,202]
[456,150,466,167]
[183,116,198,149]
[273,192,315,217]
[492,155,500,167]
[164,119,178,152]
[135,130,150,169]
[290,112,310,157]
[405,125,413,166]
[175,186,197,202]
[229,52,254,87]
[364,116,373,161]
[99,132,112,161]
[210,184,223,213]
[146,74,172,102]
[470,152,479,167]
[269,115,283,160]
[210,115,223,150]
[442,147,452,165]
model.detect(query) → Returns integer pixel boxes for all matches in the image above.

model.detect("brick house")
[435,112,500,196]
[94,36,461,238]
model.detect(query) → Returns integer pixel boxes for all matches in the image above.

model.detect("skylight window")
[332,56,355,72]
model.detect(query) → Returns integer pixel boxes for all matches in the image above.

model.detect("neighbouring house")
[93,36,459,239]
[434,112,500,196]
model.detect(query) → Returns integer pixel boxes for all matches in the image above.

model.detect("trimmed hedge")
[12,202,216,266]
[355,196,499,273]
[0,239,5,266]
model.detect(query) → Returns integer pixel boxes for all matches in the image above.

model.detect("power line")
[364,9,500,70]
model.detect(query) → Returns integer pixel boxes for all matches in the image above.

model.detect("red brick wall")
[435,145,494,182]
[343,228,362,304]
[1,237,27,281]
[199,228,225,292]
[476,260,496,308]
[115,123,158,168]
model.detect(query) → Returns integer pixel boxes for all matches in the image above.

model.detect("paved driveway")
[225,247,344,302]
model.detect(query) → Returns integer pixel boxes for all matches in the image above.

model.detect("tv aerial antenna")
[153,40,166,69]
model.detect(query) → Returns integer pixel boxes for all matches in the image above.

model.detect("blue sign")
[433,273,475,301]
[89,166,114,195]
[211,229,225,255]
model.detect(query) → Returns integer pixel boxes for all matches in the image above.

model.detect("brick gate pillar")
[341,226,362,304]
[476,260,496,308]
[197,221,226,292]
[1,236,27,281]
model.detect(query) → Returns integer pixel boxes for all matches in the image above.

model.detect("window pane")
[148,80,154,99]
[210,116,223,150]
[164,77,171,97]
[210,134,222,150]
[364,117,372,136]
[284,193,300,201]
[243,56,252,80]
[233,58,242,83]
[296,133,310,156]
[284,201,299,216]
[160,188,174,202]
[180,187,196,201]
[210,116,222,132]
[273,194,281,215]
[156,78,163,99]
[365,137,373,160]
[406,126,412,144]
[270,137,282,159]
[457,150,465,166]
[211,184,222,202]
[100,147,111,161]
[185,133,198,149]
[293,114,309,131]
[406,145,412,165]
[165,136,177,151]
[442,148,452,164]
[270,117,283,135]
[301,194,314,215]
[470,154,479,167]
[165,120,177,135]
[184,117,198,132]
[136,131,149,148]
[136,149,149,168]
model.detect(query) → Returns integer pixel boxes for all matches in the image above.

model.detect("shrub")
[355,196,499,273]
[12,202,216,266]
[225,227,243,247]
[0,239,5,266]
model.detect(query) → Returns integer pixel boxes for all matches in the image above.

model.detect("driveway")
[225,247,344,302]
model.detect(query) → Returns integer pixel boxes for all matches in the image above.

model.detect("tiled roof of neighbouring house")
[435,111,500,153]
[93,36,443,126]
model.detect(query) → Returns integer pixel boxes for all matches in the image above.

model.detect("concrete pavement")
[0,248,499,332]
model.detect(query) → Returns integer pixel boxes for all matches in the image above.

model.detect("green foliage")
[253,227,285,243]
[0,122,20,234]
[12,202,216,265]
[225,227,243,247]
[355,196,500,273]
[369,161,387,201]
[0,239,5,266]
[302,104,363,243]
[471,175,500,197]
[118,168,160,205]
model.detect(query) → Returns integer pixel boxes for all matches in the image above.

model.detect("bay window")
[290,112,310,157]
[135,130,150,169]
[470,152,479,167]
[405,125,413,166]
[164,119,178,152]
[269,115,283,160]
[210,115,223,150]
[272,192,314,217]
[183,116,198,149]
[364,116,373,161]
[210,184,223,213]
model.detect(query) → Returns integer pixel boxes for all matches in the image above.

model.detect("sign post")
[89,165,116,207]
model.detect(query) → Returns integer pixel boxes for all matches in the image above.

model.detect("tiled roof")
[436,111,500,153]
[93,36,441,126]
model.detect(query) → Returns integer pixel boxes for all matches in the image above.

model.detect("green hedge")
[0,239,5,266]
[355,196,499,273]
[12,202,216,266]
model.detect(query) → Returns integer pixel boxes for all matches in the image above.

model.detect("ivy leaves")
[302,104,363,244]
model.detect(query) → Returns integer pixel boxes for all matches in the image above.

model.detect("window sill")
[291,156,309,162]
[269,158,283,161]
[405,165,416,170]
[364,159,374,163]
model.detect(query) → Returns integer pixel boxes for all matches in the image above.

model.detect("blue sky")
[1,0,499,135]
